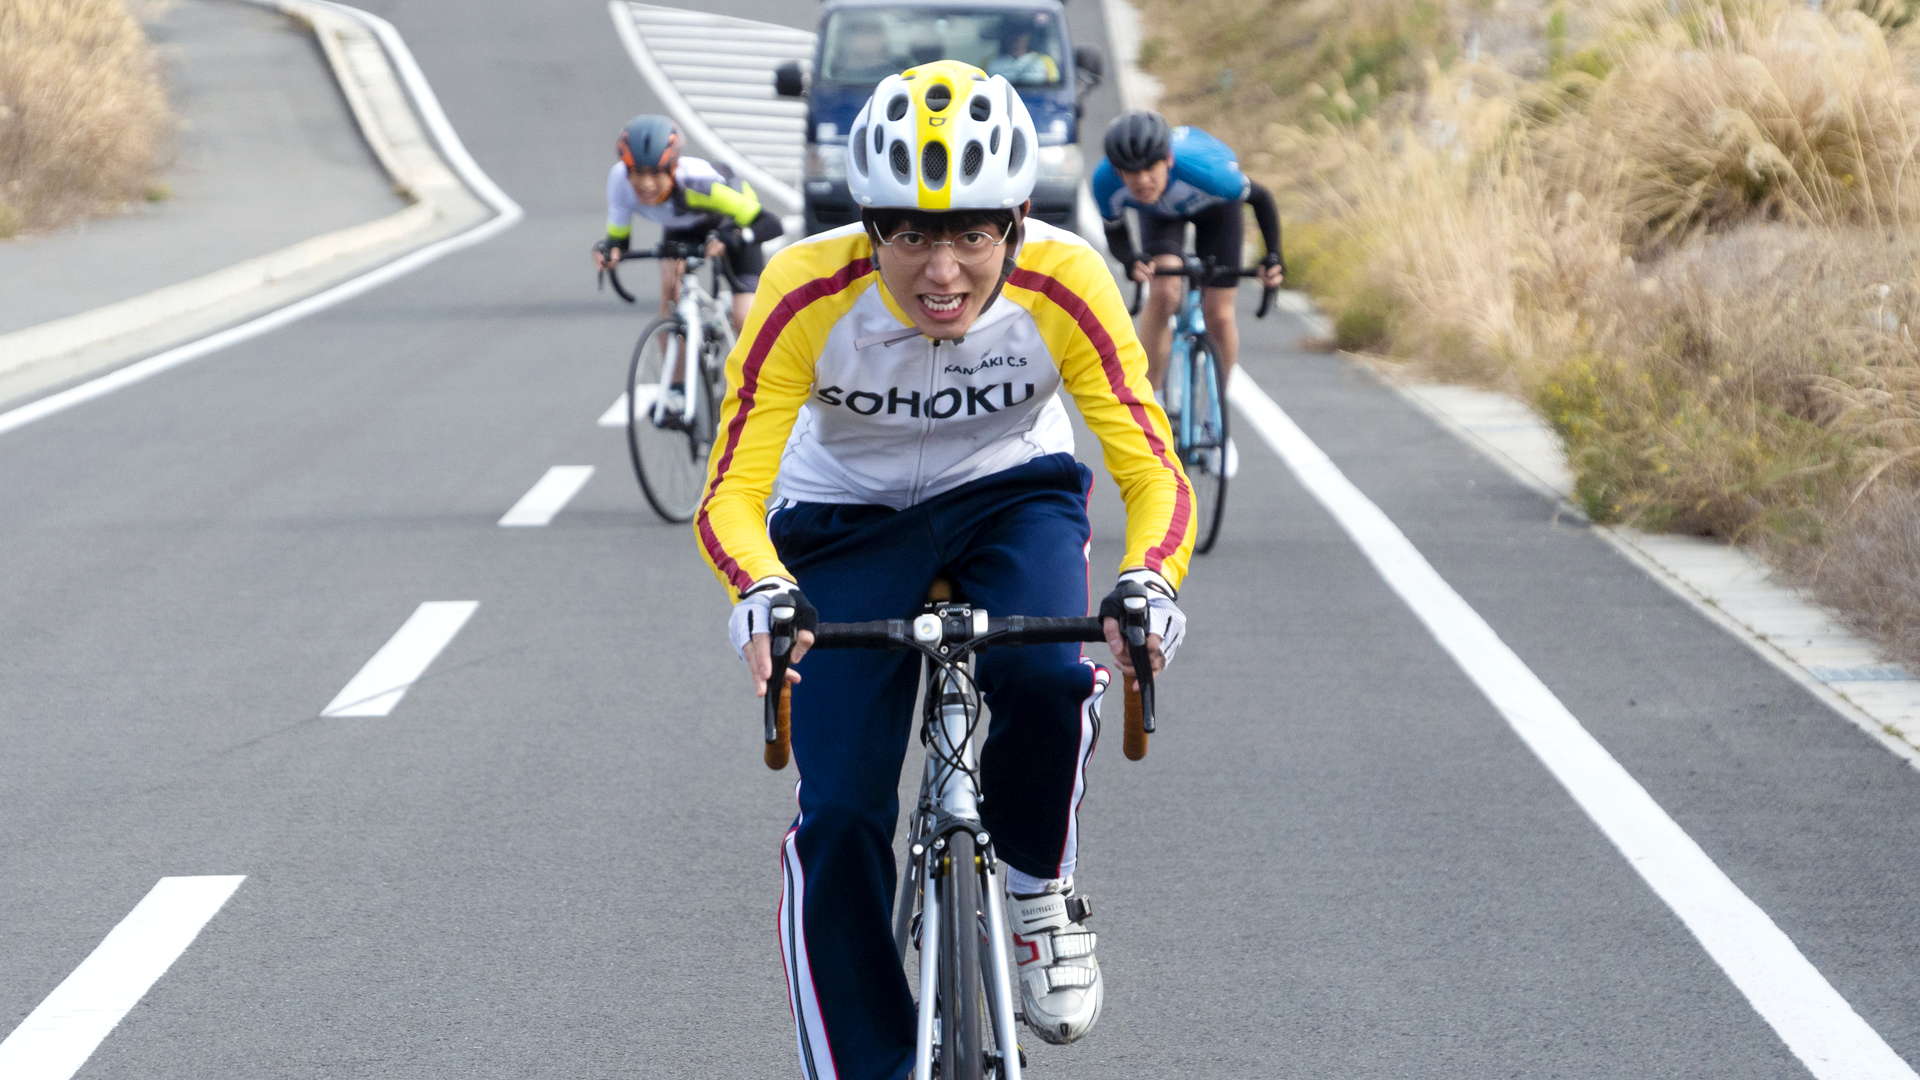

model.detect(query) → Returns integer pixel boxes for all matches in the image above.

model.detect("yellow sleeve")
[693,236,878,599]
[1007,241,1196,589]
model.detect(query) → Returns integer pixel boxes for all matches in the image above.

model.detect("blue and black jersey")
[1090,126,1250,222]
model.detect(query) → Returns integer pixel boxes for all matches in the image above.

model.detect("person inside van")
[989,15,1060,84]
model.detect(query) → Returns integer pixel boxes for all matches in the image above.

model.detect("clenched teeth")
[921,294,964,312]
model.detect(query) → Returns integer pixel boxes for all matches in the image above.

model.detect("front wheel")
[936,833,987,1080]
[625,316,715,523]
[1184,333,1229,555]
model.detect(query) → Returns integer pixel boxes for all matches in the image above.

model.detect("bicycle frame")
[651,259,736,429]
[1161,280,1213,455]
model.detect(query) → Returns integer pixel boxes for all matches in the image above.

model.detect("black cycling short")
[1140,200,1244,288]
[663,224,763,292]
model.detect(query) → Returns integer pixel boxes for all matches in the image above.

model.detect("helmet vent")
[990,126,1002,154]
[851,125,870,176]
[960,141,984,180]
[971,96,992,122]
[921,141,948,189]
[887,94,910,121]
[874,125,886,153]
[925,83,952,112]
[1008,128,1027,175]
[889,140,912,183]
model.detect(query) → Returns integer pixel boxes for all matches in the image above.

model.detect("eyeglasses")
[874,221,1014,265]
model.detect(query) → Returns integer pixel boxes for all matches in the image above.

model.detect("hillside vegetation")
[0,0,171,238]
[1135,0,1920,667]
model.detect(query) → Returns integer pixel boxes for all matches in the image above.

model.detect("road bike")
[599,241,738,522]
[759,582,1159,1079]
[1129,257,1276,555]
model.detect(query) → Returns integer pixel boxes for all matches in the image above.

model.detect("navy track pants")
[771,453,1108,1080]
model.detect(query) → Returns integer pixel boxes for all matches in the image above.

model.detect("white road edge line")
[1229,373,1917,1080]
[0,1,523,440]
[322,601,479,717]
[0,876,246,1080]
[499,466,594,527]
[607,0,802,214]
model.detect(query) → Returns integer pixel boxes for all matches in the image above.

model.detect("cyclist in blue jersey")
[1091,111,1283,473]
[590,114,784,331]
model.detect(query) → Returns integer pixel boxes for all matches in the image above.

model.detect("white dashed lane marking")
[499,466,594,527]
[321,601,479,717]
[0,876,245,1080]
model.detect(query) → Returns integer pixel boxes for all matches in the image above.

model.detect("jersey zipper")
[910,338,939,503]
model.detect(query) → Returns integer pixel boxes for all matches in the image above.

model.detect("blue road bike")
[1130,258,1275,555]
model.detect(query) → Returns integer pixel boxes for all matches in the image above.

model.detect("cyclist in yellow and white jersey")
[694,60,1192,1080]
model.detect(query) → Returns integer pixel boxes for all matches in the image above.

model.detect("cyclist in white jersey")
[590,114,783,331]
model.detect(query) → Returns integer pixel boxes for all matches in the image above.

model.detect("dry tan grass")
[0,0,172,237]
[1137,0,1920,667]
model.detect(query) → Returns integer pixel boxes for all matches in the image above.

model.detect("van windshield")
[819,7,1066,88]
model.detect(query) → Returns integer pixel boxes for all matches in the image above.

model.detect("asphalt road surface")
[3,1,1918,1078]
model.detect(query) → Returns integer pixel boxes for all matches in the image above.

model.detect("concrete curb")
[0,0,490,404]
[1099,0,1920,764]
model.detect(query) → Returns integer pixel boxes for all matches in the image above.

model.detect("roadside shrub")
[0,0,172,234]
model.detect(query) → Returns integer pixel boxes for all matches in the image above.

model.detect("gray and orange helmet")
[617,114,682,171]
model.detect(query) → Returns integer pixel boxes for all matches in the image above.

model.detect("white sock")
[1006,869,1070,898]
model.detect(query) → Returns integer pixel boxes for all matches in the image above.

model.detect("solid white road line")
[0,2,522,440]
[0,876,245,1080]
[321,601,478,717]
[499,466,593,527]
[1229,374,1917,1080]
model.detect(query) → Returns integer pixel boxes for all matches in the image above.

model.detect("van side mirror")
[775,61,806,99]
[1074,47,1105,93]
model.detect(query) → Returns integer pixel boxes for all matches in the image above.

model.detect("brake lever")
[764,599,796,746]
[1120,587,1156,733]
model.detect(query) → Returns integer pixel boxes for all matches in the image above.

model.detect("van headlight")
[1036,144,1084,186]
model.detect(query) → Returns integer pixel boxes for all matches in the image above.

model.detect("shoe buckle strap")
[1042,964,1099,991]
[1048,930,1096,960]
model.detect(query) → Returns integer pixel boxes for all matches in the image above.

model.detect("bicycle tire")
[1185,333,1230,555]
[624,316,715,523]
[936,832,988,1080]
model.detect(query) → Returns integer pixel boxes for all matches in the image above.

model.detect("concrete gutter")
[0,0,494,408]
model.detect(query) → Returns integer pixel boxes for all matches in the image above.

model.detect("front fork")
[909,832,1025,1080]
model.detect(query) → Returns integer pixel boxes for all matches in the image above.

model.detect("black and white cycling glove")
[592,235,628,260]
[1098,568,1185,666]
[728,576,817,661]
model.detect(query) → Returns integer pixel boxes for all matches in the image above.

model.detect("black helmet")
[616,114,682,171]
[1103,110,1171,172]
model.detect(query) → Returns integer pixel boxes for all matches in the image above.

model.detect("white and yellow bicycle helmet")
[845,60,1038,211]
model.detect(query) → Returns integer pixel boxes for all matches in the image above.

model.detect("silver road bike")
[762,581,1157,1079]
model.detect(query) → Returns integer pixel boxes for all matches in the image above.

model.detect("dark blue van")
[775,0,1104,234]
